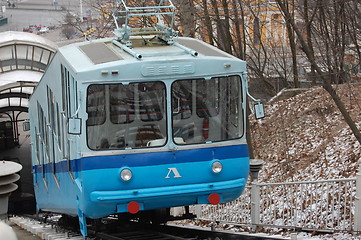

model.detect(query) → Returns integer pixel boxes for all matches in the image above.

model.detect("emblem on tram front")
[165,167,182,179]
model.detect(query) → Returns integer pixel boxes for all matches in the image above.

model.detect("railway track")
[95,229,194,240]
[10,215,290,240]
[94,224,290,240]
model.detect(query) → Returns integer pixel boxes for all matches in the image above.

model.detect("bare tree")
[275,0,361,145]
[173,0,196,37]
[300,0,317,85]
[61,0,121,40]
[283,0,300,88]
[62,12,76,40]
[199,0,214,44]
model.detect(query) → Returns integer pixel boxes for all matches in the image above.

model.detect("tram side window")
[86,85,106,126]
[47,87,56,164]
[34,127,40,164]
[37,103,46,164]
[61,65,68,117]
[56,103,61,151]
[47,87,56,136]
[38,103,45,142]
[109,84,135,124]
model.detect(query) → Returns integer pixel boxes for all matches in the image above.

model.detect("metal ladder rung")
[128,31,166,36]
[126,5,174,10]
[126,12,174,18]
[114,11,175,16]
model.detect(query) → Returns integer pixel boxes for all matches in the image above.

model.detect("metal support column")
[250,159,263,232]
[251,180,261,232]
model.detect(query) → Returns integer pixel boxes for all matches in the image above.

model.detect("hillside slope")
[251,83,361,183]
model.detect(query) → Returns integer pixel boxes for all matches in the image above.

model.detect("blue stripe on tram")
[33,144,249,173]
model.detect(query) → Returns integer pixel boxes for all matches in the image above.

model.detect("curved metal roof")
[0,31,57,50]
[0,31,57,113]
[0,74,40,113]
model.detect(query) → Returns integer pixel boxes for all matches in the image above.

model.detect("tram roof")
[58,36,244,73]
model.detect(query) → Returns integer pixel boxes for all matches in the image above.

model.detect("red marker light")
[208,193,220,205]
[127,201,140,214]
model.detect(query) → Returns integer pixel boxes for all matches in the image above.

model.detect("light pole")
[79,0,83,22]
[250,159,264,232]
[355,162,361,232]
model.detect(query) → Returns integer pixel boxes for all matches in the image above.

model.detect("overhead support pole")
[112,39,142,60]
[173,42,198,57]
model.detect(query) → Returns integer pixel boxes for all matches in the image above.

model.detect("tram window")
[86,85,106,126]
[37,102,49,163]
[47,87,56,131]
[139,82,165,122]
[196,80,220,118]
[56,103,61,151]
[61,65,68,117]
[172,80,192,120]
[86,82,167,150]
[109,84,135,124]
[212,76,243,141]
[35,127,40,164]
[47,87,56,164]
[66,71,71,117]
[44,116,50,163]
[172,76,243,145]
[135,124,164,147]
[37,103,45,141]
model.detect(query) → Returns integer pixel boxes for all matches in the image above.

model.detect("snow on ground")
[251,83,361,239]
[182,83,361,240]
[251,83,361,183]
[297,232,361,240]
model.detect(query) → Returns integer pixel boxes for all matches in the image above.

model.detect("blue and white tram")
[28,4,259,237]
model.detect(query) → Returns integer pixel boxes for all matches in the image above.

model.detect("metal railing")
[192,177,359,232]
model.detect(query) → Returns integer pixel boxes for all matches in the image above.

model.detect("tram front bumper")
[90,178,245,212]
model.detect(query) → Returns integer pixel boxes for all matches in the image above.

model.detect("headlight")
[120,168,133,181]
[211,161,223,174]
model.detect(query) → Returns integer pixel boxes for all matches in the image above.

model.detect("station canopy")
[0,31,57,114]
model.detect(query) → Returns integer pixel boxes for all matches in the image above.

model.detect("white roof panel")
[0,31,57,51]
[0,70,43,85]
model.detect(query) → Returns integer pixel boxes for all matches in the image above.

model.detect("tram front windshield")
[86,76,243,150]
[86,82,167,150]
[172,75,243,144]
